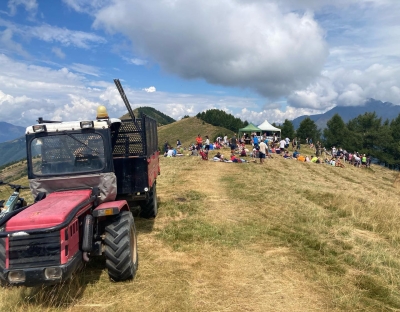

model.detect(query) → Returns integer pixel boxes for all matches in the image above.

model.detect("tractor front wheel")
[104,211,138,282]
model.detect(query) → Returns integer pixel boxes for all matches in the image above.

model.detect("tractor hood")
[6,190,93,231]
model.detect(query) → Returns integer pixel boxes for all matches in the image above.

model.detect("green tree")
[280,119,295,139]
[196,109,248,132]
[323,114,348,149]
[296,117,321,143]
[346,112,382,155]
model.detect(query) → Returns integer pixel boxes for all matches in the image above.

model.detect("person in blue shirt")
[253,135,259,148]
[293,150,300,158]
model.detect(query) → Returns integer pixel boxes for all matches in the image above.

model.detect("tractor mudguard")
[92,200,130,218]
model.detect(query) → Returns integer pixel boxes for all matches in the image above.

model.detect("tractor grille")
[0,238,5,270]
[9,232,60,269]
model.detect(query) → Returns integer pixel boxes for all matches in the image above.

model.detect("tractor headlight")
[8,270,26,283]
[32,125,47,132]
[44,267,62,280]
[80,121,94,129]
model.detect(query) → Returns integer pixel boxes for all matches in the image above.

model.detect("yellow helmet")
[97,105,109,119]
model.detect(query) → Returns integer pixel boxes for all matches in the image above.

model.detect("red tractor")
[0,79,160,286]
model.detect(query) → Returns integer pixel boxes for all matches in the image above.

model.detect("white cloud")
[0,28,30,57]
[26,23,106,48]
[0,18,106,49]
[128,58,147,66]
[58,0,400,114]
[293,63,400,108]
[62,0,109,14]
[70,63,101,77]
[8,0,38,17]
[51,47,65,59]
[143,86,156,93]
[0,54,278,126]
[91,0,328,98]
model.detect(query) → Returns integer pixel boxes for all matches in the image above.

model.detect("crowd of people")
[162,133,372,169]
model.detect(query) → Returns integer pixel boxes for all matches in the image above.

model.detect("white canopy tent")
[257,120,281,139]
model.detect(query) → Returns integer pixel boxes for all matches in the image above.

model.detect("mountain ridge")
[292,99,400,129]
[0,122,26,144]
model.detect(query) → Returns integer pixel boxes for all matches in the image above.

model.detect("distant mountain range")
[0,136,26,167]
[0,122,26,144]
[292,99,400,130]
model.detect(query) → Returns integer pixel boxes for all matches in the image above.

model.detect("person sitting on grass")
[166,146,175,157]
[230,153,247,163]
[283,151,292,159]
[213,152,224,162]
[199,149,208,160]
[293,150,300,158]
[190,148,198,156]
[335,158,345,168]
[311,155,321,163]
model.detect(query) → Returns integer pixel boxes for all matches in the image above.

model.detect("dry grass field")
[1,146,400,311]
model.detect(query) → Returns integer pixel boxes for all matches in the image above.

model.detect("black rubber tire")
[104,211,138,282]
[139,183,158,219]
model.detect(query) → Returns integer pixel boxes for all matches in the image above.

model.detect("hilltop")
[157,116,233,149]
[121,106,175,125]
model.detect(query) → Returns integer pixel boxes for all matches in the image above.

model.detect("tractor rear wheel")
[139,182,158,219]
[104,211,138,282]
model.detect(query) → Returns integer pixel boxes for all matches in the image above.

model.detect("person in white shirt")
[258,139,268,164]
[279,139,286,153]
[167,147,174,157]
[284,137,290,149]
[205,136,210,151]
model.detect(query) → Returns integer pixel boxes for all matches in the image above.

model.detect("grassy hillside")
[158,116,233,150]
[1,146,400,311]
[121,106,175,125]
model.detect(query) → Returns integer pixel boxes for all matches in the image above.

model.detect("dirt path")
[148,157,336,311]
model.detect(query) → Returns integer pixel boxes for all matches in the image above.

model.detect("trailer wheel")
[140,182,158,219]
[104,211,138,282]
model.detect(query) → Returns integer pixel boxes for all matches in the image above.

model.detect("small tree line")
[278,112,400,168]
[196,109,248,133]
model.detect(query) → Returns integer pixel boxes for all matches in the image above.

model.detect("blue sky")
[0,0,399,127]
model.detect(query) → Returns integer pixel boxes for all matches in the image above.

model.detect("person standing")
[205,135,210,151]
[292,137,297,150]
[196,134,203,150]
[296,138,301,150]
[258,139,267,164]
[279,138,286,154]
[164,141,169,154]
[285,137,290,149]
[224,134,228,147]
[253,134,259,149]
[230,134,237,153]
